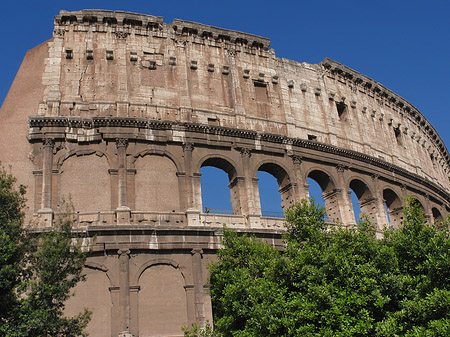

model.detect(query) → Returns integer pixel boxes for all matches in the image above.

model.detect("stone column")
[118,249,131,336]
[371,174,389,233]
[240,148,254,213]
[38,138,54,226]
[191,248,205,327]
[423,194,434,224]
[290,155,309,202]
[184,143,201,226]
[240,148,259,227]
[116,138,130,224]
[334,164,355,226]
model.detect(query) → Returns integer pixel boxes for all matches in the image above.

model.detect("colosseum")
[1,9,449,337]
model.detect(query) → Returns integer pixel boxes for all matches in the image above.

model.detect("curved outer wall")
[1,9,450,336]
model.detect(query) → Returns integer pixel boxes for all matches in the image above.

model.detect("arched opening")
[257,163,292,216]
[349,179,376,223]
[256,170,284,218]
[383,188,403,228]
[411,197,426,215]
[200,166,233,214]
[200,158,238,215]
[307,170,337,223]
[350,190,362,222]
[432,207,443,225]
[306,177,325,207]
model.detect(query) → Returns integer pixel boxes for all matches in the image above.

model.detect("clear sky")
[1,0,449,218]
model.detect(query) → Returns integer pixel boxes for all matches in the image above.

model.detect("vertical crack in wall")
[78,64,89,101]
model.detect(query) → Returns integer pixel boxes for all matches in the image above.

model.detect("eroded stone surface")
[1,9,450,336]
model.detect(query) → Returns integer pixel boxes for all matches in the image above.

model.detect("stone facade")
[1,9,450,336]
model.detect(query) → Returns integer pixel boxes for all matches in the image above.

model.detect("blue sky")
[1,0,449,219]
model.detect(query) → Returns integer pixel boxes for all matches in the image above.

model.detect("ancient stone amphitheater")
[1,9,449,337]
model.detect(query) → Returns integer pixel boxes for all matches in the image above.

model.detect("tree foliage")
[0,167,90,336]
[209,198,450,336]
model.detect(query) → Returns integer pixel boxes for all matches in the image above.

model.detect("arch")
[196,153,241,179]
[383,188,403,228]
[306,168,336,194]
[134,154,181,212]
[56,148,111,170]
[200,166,233,213]
[410,196,426,214]
[349,178,376,223]
[132,147,183,173]
[251,158,292,184]
[432,207,443,224]
[84,261,117,287]
[199,156,240,214]
[256,162,292,214]
[132,258,185,286]
[137,262,188,336]
[64,266,112,336]
[306,168,338,223]
[59,153,111,212]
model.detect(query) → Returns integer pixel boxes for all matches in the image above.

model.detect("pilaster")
[118,249,131,336]
[116,138,130,224]
[191,248,206,327]
[38,138,55,226]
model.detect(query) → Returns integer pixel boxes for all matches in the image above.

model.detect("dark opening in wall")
[394,126,402,145]
[336,101,348,120]
[207,118,219,126]
[308,134,317,141]
[254,81,268,103]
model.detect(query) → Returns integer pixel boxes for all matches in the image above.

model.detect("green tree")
[0,167,90,336]
[209,199,450,336]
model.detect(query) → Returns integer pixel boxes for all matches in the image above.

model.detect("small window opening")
[336,101,348,120]
[208,118,219,126]
[308,134,317,141]
[65,49,73,59]
[254,81,268,103]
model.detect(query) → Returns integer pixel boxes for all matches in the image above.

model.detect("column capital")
[336,163,348,172]
[183,142,194,152]
[117,249,130,257]
[290,154,302,165]
[116,138,129,149]
[239,147,252,158]
[43,138,55,148]
[191,248,204,256]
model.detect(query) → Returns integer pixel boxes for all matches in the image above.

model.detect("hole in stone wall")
[207,118,219,126]
[394,126,402,145]
[308,134,317,141]
[336,101,348,120]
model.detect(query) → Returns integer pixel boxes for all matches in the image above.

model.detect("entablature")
[28,116,450,205]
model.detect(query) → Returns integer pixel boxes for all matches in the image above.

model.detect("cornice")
[54,10,270,50]
[320,58,450,170]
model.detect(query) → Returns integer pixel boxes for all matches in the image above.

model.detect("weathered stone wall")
[1,9,450,337]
